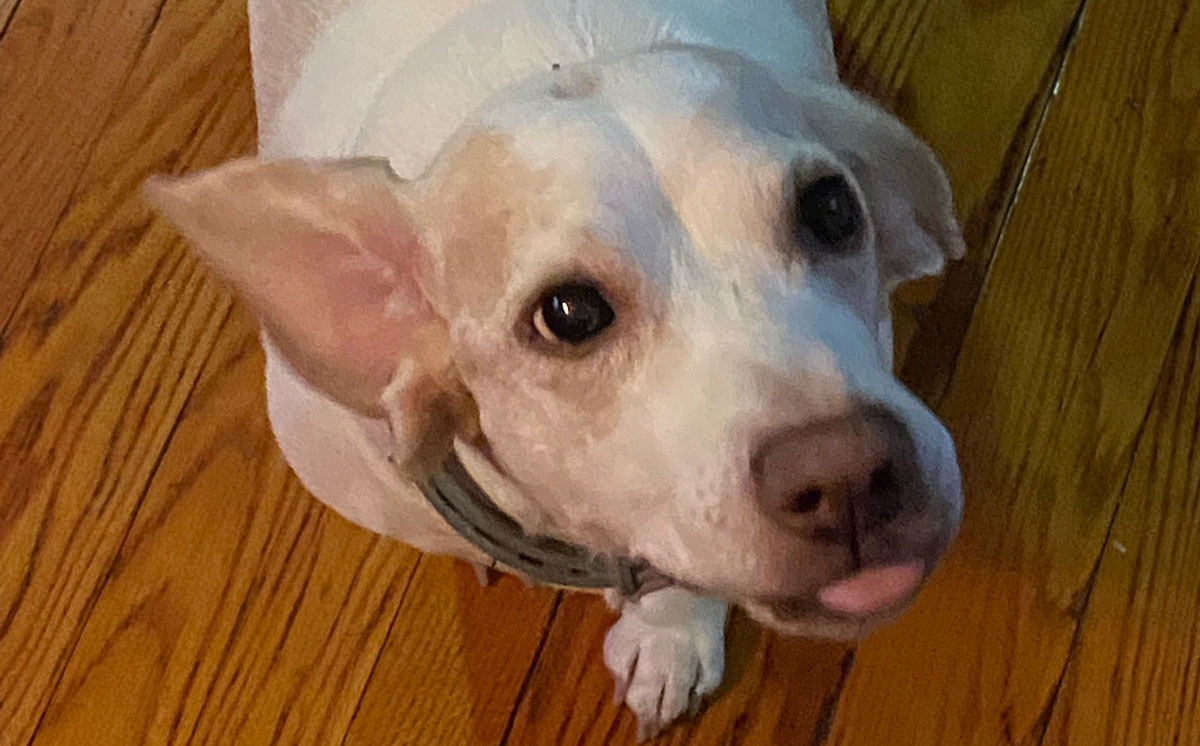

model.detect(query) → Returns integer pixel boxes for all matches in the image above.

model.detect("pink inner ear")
[145,157,451,414]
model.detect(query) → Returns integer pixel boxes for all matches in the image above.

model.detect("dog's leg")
[603,588,728,741]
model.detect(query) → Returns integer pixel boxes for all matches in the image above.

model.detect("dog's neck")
[262,0,837,176]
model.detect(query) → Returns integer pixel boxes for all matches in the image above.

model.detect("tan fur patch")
[647,119,788,263]
[419,131,559,319]
[415,129,651,436]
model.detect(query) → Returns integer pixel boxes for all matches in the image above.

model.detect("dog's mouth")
[762,560,926,620]
[722,559,931,641]
[642,557,930,637]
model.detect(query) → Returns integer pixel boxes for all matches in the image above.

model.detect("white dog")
[146,0,965,738]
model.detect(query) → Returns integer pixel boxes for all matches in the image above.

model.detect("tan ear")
[802,86,966,289]
[145,157,470,479]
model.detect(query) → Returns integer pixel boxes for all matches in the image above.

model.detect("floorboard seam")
[809,649,857,746]
[918,0,1092,411]
[1029,500,1122,744]
[336,553,427,746]
[1028,271,1200,743]
[496,592,565,746]
[976,0,1090,278]
[0,198,73,340]
[0,0,24,43]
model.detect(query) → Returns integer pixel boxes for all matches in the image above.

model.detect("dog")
[145,0,966,738]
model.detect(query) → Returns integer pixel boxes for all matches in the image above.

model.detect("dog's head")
[148,48,964,640]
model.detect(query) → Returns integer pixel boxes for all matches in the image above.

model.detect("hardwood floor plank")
[1033,3,1200,743]
[27,313,423,746]
[0,0,168,328]
[1041,279,1200,745]
[496,596,634,746]
[824,0,1200,743]
[0,0,257,740]
[895,0,1090,402]
[341,559,559,746]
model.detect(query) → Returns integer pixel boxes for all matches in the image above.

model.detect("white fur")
[227,0,964,735]
[603,588,728,740]
[257,0,846,593]
[262,0,835,165]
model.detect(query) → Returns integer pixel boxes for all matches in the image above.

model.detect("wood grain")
[1032,3,1200,743]
[498,600,852,746]
[0,0,169,327]
[1042,285,1200,746]
[341,559,559,746]
[825,0,1200,743]
[27,313,422,746]
[0,0,255,740]
[0,0,22,41]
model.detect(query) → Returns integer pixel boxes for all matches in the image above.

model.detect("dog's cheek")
[455,330,626,438]
[472,374,598,476]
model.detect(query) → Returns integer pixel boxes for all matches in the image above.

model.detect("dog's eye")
[533,283,615,345]
[797,175,861,248]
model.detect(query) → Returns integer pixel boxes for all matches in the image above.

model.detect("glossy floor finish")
[1,0,1198,744]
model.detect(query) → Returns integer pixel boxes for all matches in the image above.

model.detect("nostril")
[870,459,898,495]
[786,487,824,514]
[869,458,904,524]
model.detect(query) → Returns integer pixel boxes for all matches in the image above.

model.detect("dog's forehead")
[476,48,806,174]
[419,51,848,321]
[464,54,813,265]
[418,117,675,319]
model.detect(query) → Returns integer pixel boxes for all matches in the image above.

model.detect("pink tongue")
[818,562,924,615]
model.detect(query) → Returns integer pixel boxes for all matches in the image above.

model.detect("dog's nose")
[751,410,913,536]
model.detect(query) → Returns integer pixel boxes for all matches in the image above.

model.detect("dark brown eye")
[797,175,861,248]
[533,283,614,345]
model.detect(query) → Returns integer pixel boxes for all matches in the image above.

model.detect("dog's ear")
[803,87,966,289]
[145,158,472,480]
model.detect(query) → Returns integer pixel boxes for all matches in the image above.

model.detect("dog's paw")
[602,588,728,741]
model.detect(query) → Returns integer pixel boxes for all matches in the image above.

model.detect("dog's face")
[148,48,964,640]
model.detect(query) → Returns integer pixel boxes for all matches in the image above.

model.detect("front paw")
[602,588,728,741]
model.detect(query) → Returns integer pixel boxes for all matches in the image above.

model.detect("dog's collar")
[417,452,669,597]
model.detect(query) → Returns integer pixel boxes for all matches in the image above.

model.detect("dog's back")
[250,0,836,169]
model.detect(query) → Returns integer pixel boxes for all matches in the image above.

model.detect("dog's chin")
[738,594,914,641]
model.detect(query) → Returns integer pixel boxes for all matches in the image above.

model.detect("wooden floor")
[1,0,1198,743]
